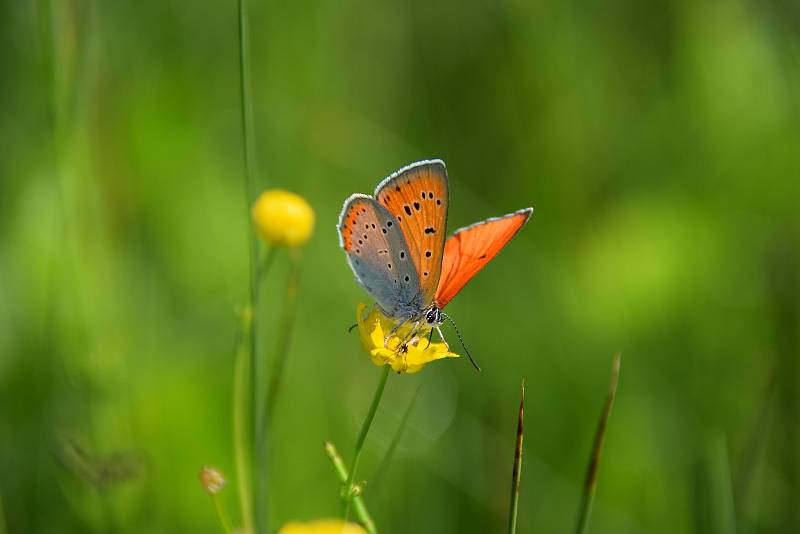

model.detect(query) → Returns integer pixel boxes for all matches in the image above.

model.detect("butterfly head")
[424,305,443,326]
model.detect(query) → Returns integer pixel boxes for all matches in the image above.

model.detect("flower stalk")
[211,494,233,534]
[371,386,421,494]
[342,365,390,523]
[236,0,267,529]
[200,466,233,534]
[265,249,302,424]
[233,310,255,534]
[324,442,377,534]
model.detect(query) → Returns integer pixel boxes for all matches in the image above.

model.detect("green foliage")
[1,0,799,532]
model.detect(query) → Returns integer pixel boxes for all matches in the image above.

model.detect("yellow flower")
[252,189,315,247]
[277,519,367,534]
[355,303,459,374]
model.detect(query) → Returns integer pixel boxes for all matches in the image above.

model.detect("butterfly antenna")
[440,312,481,372]
[347,322,358,333]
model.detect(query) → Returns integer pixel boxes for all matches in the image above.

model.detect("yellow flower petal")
[355,304,459,374]
[277,519,367,534]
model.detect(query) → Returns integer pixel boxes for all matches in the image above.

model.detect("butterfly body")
[339,159,532,354]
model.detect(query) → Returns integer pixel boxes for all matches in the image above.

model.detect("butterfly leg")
[396,320,421,348]
[434,325,450,351]
[424,327,434,349]
[385,317,412,348]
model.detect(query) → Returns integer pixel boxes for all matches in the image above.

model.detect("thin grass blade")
[507,379,525,534]
[574,353,621,534]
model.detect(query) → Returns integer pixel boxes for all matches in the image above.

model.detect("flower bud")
[252,190,315,247]
[199,466,226,494]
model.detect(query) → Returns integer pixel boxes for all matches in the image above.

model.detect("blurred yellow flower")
[252,189,315,247]
[356,303,459,374]
[277,519,367,534]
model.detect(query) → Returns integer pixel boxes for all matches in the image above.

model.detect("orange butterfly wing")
[374,160,449,305]
[434,208,533,308]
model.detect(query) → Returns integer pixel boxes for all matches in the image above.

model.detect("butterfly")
[338,159,532,369]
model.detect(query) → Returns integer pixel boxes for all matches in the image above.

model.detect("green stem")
[371,386,421,493]
[265,249,302,424]
[507,380,525,534]
[237,0,264,530]
[260,246,278,432]
[574,354,621,534]
[211,494,233,534]
[342,365,391,522]
[257,246,278,282]
[325,442,377,534]
[233,314,254,534]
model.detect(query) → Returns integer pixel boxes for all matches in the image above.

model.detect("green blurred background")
[2,0,799,532]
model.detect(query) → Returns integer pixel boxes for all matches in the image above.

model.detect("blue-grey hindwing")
[338,195,424,320]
